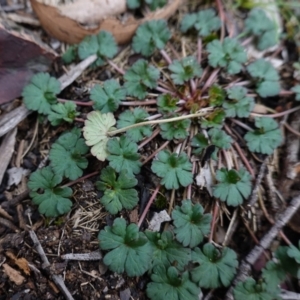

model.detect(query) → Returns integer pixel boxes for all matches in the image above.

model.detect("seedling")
[21,3,300,299]
[191,243,239,288]
[245,8,278,50]
[213,168,252,206]
[246,58,280,97]
[181,8,221,37]
[22,72,60,114]
[96,167,139,214]
[244,117,282,154]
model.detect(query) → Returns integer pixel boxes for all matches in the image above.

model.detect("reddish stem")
[142,140,170,165]
[107,59,125,75]
[120,100,157,106]
[160,49,172,65]
[138,184,161,228]
[62,171,99,188]
[216,0,225,42]
[58,98,93,106]
[138,128,160,149]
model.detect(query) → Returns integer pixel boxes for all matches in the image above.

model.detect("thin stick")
[29,230,75,300]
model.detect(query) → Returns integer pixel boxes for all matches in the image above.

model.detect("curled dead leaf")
[30,0,182,44]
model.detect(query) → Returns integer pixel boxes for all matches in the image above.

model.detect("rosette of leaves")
[159,117,191,140]
[245,8,278,50]
[181,8,221,37]
[78,31,117,66]
[96,167,138,214]
[106,136,141,176]
[223,86,255,118]
[48,102,79,126]
[22,72,60,114]
[207,37,247,74]
[83,111,116,161]
[49,128,89,180]
[191,243,238,288]
[246,59,280,97]
[172,199,212,248]
[146,265,200,300]
[132,19,171,57]
[117,108,152,142]
[145,231,191,268]
[98,218,152,276]
[90,79,126,113]
[151,150,193,189]
[168,56,202,85]
[244,117,282,154]
[213,168,252,206]
[124,59,160,99]
[27,166,73,217]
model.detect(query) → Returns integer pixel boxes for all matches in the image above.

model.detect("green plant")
[213,168,252,206]
[168,56,203,85]
[22,72,60,114]
[181,8,221,37]
[106,136,141,175]
[22,3,300,299]
[27,167,73,217]
[146,265,200,300]
[159,117,191,140]
[151,150,193,189]
[127,0,167,11]
[145,230,191,268]
[96,167,139,214]
[172,199,212,248]
[132,20,171,57]
[117,108,152,142]
[224,86,254,118]
[191,243,239,288]
[244,117,282,154]
[233,277,279,300]
[78,31,117,66]
[90,79,126,113]
[246,59,280,97]
[244,8,278,50]
[98,218,152,276]
[83,111,116,161]
[49,128,89,180]
[207,37,247,74]
[48,102,79,126]
[124,59,160,99]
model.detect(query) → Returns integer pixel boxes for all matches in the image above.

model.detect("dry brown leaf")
[58,0,127,24]
[2,263,25,285]
[30,0,182,44]
[0,24,56,104]
[6,251,31,275]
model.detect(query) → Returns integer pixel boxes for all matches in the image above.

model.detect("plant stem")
[62,171,99,188]
[250,105,300,118]
[160,49,172,65]
[120,100,157,106]
[58,98,93,106]
[142,140,170,165]
[197,38,202,64]
[138,184,161,228]
[107,59,125,75]
[107,110,212,136]
[138,128,160,150]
